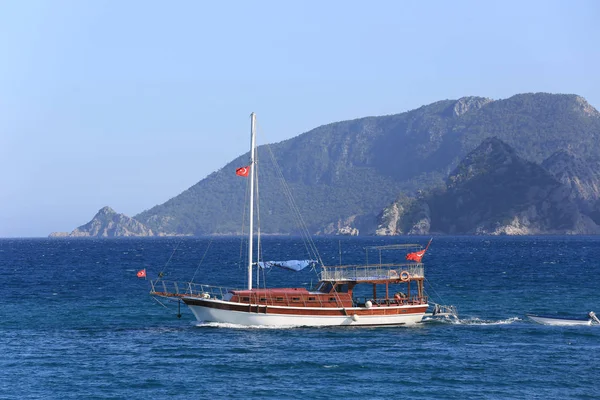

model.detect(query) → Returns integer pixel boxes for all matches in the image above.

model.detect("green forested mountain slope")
[133,93,600,235]
[377,137,600,235]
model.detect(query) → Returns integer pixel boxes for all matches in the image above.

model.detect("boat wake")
[423,316,521,325]
[193,321,303,329]
[452,316,522,325]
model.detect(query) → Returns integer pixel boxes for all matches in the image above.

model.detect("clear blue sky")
[1,0,598,237]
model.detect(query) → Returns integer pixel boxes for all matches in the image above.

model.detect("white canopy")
[257,260,317,272]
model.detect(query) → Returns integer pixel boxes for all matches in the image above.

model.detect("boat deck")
[150,279,427,308]
[320,263,424,282]
[150,280,236,299]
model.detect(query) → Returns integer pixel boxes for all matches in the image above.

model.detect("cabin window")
[275,297,284,302]
[291,297,301,301]
[336,284,349,293]
[259,297,267,302]
[242,297,250,302]
[308,297,316,301]
[318,282,334,293]
[329,297,336,302]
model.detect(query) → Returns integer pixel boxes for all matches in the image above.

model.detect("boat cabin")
[151,244,429,310]
[224,244,428,309]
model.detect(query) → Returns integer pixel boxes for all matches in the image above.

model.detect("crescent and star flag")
[236,166,250,177]
[405,238,433,263]
[406,250,426,263]
[136,269,146,278]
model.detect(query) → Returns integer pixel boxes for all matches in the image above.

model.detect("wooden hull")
[183,297,428,327]
[527,314,595,326]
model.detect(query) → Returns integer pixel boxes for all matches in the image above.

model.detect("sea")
[1,236,599,399]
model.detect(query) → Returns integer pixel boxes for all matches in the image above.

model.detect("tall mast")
[247,112,256,290]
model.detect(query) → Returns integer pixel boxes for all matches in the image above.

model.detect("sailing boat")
[150,113,434,327]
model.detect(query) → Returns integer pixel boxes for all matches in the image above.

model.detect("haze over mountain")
[55,93,600,237]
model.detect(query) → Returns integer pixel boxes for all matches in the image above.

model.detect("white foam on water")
[454,316,522,325]
[193,321,302,329]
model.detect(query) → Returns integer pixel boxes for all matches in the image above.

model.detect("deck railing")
[320,263,424,282]
[354,295,428,306]
[149,279,237,300]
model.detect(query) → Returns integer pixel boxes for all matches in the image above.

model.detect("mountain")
[542,151,600,209]
[134,93,600,235]
[57,93,600,236]
[51,206,156,237]
[379,138,600,235]
[435,138,598,234]
[541,150,600,226]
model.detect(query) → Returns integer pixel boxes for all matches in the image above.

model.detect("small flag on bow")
[136,269,146,278]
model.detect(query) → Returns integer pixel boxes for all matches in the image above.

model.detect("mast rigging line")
[236,116,325,289]
[254,138,263,288]
[260,134,324,268]
[239,160,250,274]
[156,233,214,287]
[247,112,257,290]
[424,275,449,307]
[190,236,215,283]
[158,239,183,277]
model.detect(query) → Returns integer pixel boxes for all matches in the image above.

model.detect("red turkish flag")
[405,250,425,262]
[236,166,250,177]
[136,269,146,278]
[405,238,432,263]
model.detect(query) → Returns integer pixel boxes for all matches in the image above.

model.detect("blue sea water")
[1,236,599,399]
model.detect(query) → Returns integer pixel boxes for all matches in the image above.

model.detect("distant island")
[52,93,600,237]
[50,206,155,237]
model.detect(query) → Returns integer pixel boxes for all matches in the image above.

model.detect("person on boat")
[394,292,407,302]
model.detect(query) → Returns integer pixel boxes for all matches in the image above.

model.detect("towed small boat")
[527,311,600,326]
